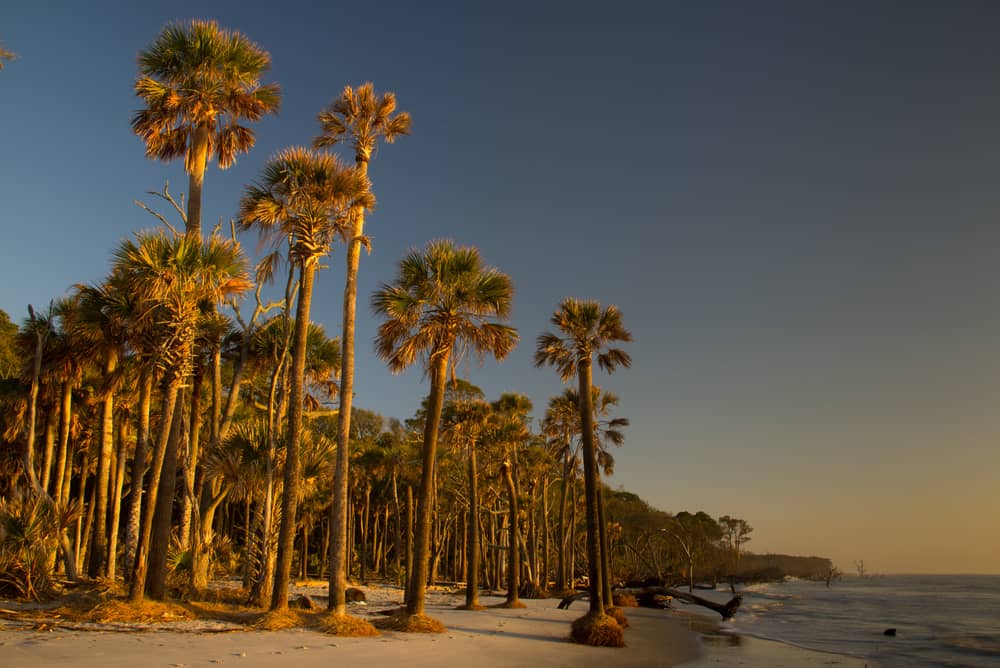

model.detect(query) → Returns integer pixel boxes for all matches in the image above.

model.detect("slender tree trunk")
[557,465,569,591]
[577,359,604,613]
[597,482,613,606]
[53,380,72,507]
[41,409,57,494]
[542,480,550,592]
[129,377,181,602]
[329,158,369,613]
[180,363,204,548]
[124,368,153,579]
[185,123,210,239]
[107,416,129,581]
[405,351,449,616]
[406,484,414,593]
[148,394,184,600]
[501,460,522,606]
[392,473,402,586]
[89,351,117,577]
[271,261,316,611]
[463,440,481,608]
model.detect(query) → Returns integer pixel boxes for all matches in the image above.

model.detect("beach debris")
[884,628,897,637]
[292,595,315,610]
[346,587,366,603]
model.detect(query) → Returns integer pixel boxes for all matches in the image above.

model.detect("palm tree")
[132,20,281,238]
[534,298,631,645]
[441,398,491,609]
[372,240,518,623]
[238,147,370,611]
[115,230,251,601]
[314,83,410,616]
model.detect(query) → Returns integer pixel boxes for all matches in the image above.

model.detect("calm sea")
[715,575,1000,667]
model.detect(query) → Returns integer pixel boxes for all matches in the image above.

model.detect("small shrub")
[569,611,625,647]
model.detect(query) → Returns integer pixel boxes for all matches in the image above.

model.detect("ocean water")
[710,575,1000,667]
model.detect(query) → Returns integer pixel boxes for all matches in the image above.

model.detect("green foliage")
[0,491,61,600]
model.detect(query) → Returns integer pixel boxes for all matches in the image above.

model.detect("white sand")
[0,583,872,667]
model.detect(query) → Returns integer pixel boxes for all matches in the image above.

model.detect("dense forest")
[0,20,832,646]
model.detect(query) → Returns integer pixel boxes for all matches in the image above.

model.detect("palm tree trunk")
[89,351,117,577]
[392,472,402,586]
[542,480,550,592]
[463,440,481,608]
[577,359,604,614]
[53,380,72,507]
[149,394,184,600]
[597,482,613,606]
[129,376,181,602]
[185,123,210,239]
[501,460,521,606]
[405,351,449,616]
[180,363,204,548]
[271,261,316,611]
[406,484,414,591]
[41,410,57,493]
[124,367,153,579]
[107,416,130,581]
[329,159,368,614]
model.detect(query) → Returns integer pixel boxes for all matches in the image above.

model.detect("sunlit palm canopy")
[371,239,519,374]
[110,231,252,376]
[314,83,412,163]
[238,147,372,267]
[534,298,632,380]
[131,19,281,171]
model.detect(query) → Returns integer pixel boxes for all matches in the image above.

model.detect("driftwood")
[558,587,742,620]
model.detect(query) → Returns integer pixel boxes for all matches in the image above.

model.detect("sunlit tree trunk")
[124,368,153,579]
[129,377,181,602]
[405,352,449,616]
[271,260,316,611]
[89,351,118,577]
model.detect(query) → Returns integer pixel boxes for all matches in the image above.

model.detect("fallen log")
[558,587,742,620]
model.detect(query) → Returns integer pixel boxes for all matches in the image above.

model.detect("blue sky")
[2,1,999,573]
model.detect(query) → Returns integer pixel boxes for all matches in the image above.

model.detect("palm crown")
[237,147,373,267]
[371,239,519,374]
[534,298,633,380]
[314,83,412,165]
[132,19,281,172]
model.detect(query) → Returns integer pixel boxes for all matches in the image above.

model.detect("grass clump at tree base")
[319,612,380,636]
[455,603,486,611]
[252,608,303,630]
[64,598,194,624]
[606,605,630,629]
[373,609,446,633]
[569,611,625,647]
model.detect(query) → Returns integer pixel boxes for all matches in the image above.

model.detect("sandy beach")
[0,583,872,668]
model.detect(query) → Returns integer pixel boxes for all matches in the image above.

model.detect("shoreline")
[0,582,873,667]
[669,606,873,667]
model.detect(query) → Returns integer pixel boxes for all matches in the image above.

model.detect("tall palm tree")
[534,299,631,643]
[372,239,518,621]
[116,231,251,601]
[132,20,281,238]
[238,147,370,611]
[314,83,410,616]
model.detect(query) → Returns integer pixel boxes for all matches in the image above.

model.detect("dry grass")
[373,609,446,633]
[251,608,303,630]
[606,605,630,629]
[319,612,380,636]
[612,592,638,607]
[569,611,626,647]
[72,599,195,624]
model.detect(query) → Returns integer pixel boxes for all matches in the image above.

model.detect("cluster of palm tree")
[0,19,643,646]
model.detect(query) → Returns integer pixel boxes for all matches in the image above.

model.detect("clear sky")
[2,1,998,574]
